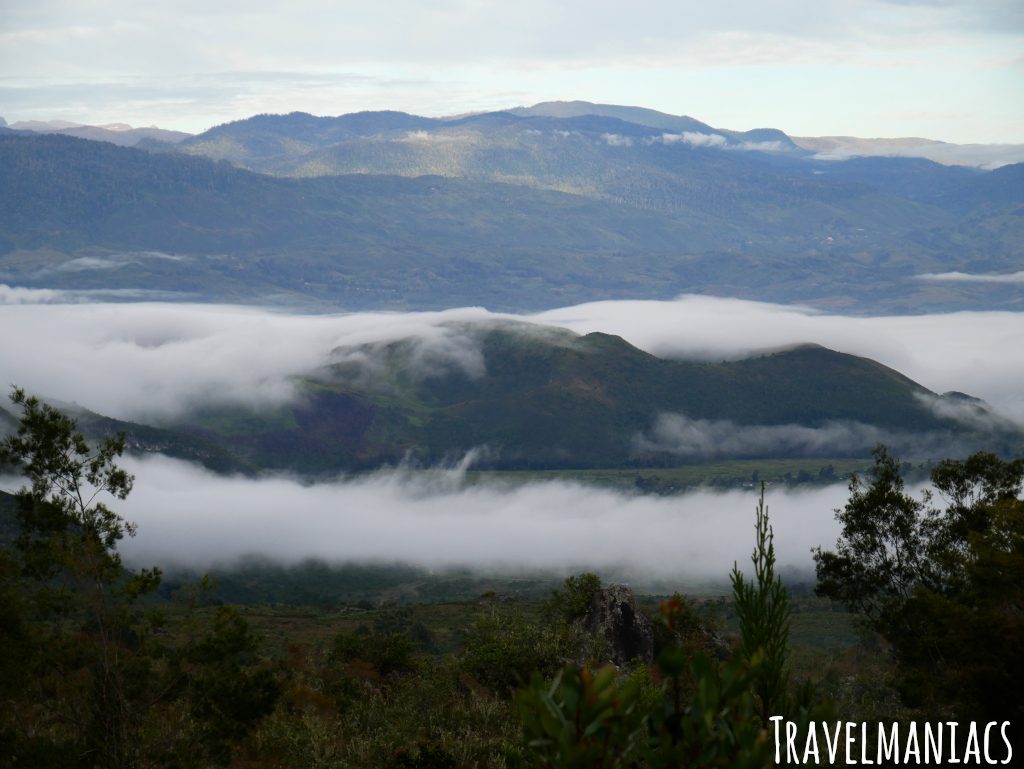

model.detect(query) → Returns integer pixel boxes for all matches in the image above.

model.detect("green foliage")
[460,601,567,694]
[543,572,602,624]
[249,651,521,769]
[152,330,997,474]
[331,627,420,678]
[0,388,279,768]
[515,493,834,768]
[814,445,1024,720]
[730,483,790,726]
[516,600,773,769]
[516,665,649,769]
[3,128,1021,314]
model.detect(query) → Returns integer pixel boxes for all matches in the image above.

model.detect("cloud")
[531,296,1024,424]
[727,140,786,152]
[913,391,1013,432]
[41,251,189,274]
[0,284,194,305]
[1,293,1014,581]
[396,130,470,144]
[0,299,510,420]
[0,294,1022,428]
[636,414,895,458]
[917,270,1024,284]
[655,132,728,148]
[809,142,1024,169]
[0,285,66,304]
[67,453,851,580]
[601,133,633,147]
[0,1,1020,142]
[633,411,1007,460]
[647,133,786,152]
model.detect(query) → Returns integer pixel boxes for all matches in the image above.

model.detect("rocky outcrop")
[578,585,654,667]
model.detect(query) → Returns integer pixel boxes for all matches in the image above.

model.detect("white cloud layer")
[0,293,1022,424]
[656,132,728,148]
[0,293,1013,578]
[917,270,1024,284]
[91,454,850,579]
[633,413,966,459]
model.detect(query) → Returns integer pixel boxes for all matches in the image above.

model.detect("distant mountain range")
[3,325,1016,473]
[1,119,191,147]
[1,101,1022,312]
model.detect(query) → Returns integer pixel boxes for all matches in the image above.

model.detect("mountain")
[508,100,799,149]
[175,106,806,195]
[158,326,1017,473]
[2,322,1016,474]
[2,113,1022,311]
[0,398,252,475]
[8,120,191,147]
[791,135,1024,169]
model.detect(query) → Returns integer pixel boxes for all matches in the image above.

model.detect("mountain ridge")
[163,326,1020,472]
[2,112,1022,312]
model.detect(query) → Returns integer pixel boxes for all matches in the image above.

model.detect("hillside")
[155,326,1016,472]
[1,128,1022,312]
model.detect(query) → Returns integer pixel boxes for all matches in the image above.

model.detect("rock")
[578,584,654,667]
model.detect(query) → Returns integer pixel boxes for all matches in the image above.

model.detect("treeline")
[1,388,1021,767]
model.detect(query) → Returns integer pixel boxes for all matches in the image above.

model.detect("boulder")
[578,584,654,667]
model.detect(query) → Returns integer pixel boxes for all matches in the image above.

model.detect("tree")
[0,388,278,768]
[730,482,790,728]
[542,571,602,625]
[813,446,931,628]
[814,445,1024,720]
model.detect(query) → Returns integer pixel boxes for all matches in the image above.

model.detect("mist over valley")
[4,5,1023,762]
[1,100,1021,584]
[1,293,1020,583]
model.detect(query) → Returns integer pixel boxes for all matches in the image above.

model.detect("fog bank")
[102,455,849,580]
[0,292,1021,424]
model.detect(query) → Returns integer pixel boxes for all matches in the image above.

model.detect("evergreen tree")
[730,482,790,727]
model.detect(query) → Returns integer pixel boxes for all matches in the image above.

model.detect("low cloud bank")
[917,270,1024,285]
[601,133,634,147]
[810,144,1024,169]
[0,292,1021,426]
[637,414,899,458]
[657,131,728,148]
[634,411,1005,460]
[646,132,784,152]
[532,296,1024,424]
[96,455,849,580]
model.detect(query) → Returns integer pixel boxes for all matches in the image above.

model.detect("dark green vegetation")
[0,390,279,768]
[156,327,1018,472]
[3,101,1022,311]
[3,325,1012,475]
[8,323,1003,476]
[815,448,1024,727]
[2,390,1021,766]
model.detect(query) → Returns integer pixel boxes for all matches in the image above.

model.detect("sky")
[1,0,1022,143]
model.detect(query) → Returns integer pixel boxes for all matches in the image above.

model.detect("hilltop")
[74,325,1017,473]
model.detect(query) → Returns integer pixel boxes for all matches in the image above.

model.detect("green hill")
[160,326,1015,472]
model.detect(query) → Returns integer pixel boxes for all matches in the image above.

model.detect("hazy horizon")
[2,1,1021,143]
